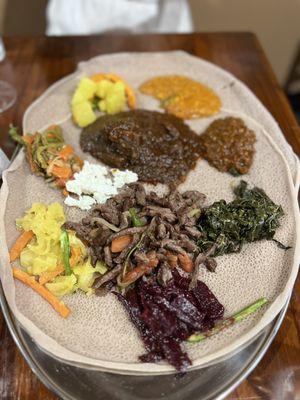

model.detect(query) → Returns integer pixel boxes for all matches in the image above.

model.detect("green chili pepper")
[9,124,25,145]
[187,298,267,343]
[60,229,72,276]
[35,146,49,169]
[129,208,145,227]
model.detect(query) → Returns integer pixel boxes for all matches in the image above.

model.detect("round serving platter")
[0,142,291,394]
[1,51,299,390]
[0,277,291,400]
[0,150,293,398]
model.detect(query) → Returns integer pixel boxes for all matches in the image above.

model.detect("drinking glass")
[0,37,17,113]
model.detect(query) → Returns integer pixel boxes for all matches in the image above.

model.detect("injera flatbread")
[0,51,299,375]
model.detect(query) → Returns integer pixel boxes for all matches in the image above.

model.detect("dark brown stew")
[198,117,256,175]
[80,110,202,185]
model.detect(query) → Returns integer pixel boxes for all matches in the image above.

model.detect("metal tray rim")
[0,279,291,400]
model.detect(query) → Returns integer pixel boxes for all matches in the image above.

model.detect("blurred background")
[0,0,299,119]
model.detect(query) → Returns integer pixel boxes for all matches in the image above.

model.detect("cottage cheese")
[64,161,138,210]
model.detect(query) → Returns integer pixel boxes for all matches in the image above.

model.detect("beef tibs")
[65,183,218,292]
[80,110,202,185]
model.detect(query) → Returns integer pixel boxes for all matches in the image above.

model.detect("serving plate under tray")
[0,277,290,400]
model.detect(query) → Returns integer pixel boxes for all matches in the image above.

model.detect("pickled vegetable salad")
[10,203,107,317]
[9,125,83,190]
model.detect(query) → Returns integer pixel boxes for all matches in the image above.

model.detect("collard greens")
[198,181,285,256]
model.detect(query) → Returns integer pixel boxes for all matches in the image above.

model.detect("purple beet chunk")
[160,337,191,372]
[170,269,224,322]
[140,302,178,337]
[140,281,193,340]
[114,290,164,358]
[139,282,176,326]
[170,268,190,290]
[171,318,193,341]
[192,281,224,321]
[114,289,145,333]
[137,280,193,371]
[115,268,224,373]
[139,280,194,337]
[198,316,216,332]
[139,351,163,363]
[169,293,206,330]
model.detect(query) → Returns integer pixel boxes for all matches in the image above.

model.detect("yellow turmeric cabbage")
[72,101,97,128]
[75,77,97,100]
[45,274,77,297]
[73,259,107,295]
[16,203,107,297]
[17,203,65,275]
[97,80,127,115]
[71,76,128,127]
[95,79,115,98]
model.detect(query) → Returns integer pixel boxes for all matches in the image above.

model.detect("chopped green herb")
[60,229,72,276]
[91,96,100,111]
[129,208,145,227]
[198,181,285,256]
[122,232,147,277]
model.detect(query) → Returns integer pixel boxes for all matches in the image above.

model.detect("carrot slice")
[9,230,34,262]
[58,145,74,161]
[39,265,64,285]
[13,268,70,318]
[48,163,72,179]
[46,124,59,131]
[121,258,158,286]
[23,134,34,145]
[70,246,82,267]
[178,253,194,273]
[91,73,106,82]
[75,155,84,168]
[111,235,133,253]
[165,251,178,268]
[55,177,68,188]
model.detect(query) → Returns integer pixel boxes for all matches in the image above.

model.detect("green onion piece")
[9,124,25,145]
[129,208,145,227]
[122,231,147,277]
[187,298,267,343]
[91,96,100,111]
[60,229,72,276]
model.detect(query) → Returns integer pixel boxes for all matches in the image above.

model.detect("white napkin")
[0,149,10,176]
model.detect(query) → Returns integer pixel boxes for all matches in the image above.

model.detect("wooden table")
[0,33,299,400]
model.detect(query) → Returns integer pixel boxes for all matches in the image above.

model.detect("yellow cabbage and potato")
[16,202,106,297]
[71,76,129,128]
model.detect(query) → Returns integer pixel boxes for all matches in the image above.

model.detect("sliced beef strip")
[66,182,213,292]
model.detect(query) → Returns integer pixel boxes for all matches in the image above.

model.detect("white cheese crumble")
[64,161,138,210]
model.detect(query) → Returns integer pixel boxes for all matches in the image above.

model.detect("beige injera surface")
[0,51,299,375]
